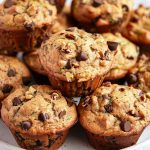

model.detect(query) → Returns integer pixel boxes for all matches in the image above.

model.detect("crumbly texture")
[24,51,46,75]
[123,5,150,45]
[71,0,133,32]
[103,33,139,80]
[39,27,116,82]
[1,85,77,135]
[78,83,150,136]
[0,55,31,101]
[0,0,57,30]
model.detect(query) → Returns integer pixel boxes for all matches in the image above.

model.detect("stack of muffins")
[0,0,150,150]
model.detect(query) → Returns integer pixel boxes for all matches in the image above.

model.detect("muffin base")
[86,130,143,150]
[48,75,105,97]
[11,130,69,150]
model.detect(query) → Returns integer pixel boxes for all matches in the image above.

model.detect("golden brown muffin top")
[123,5,150,45]
[1,85,77,135]
[103,33,139,80]
[39,27,117,82]
[0,0,57,30]
[79,83,150,136]
[0,55,31,101]
[72,0,133,26]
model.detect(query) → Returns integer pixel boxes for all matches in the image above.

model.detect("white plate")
[0,0,150,150]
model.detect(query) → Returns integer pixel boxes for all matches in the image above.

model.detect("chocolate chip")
[120,121,131,132]
[104,104,113,113]
[36,140,43,146]
[92,0,103,7]
[65,34,75,40]
[58,110,66,119]
[65,60,72,69]
[122,4,129,12]
[82,96,91,107]
[51,92,60,100]
[76,52,88,61]
[13,97,22,106]
[66,28,75,32]
[7,69,16,77]
[131,16,139,23]
[107,41,119,51]
[140,95,145,101]
[2,84,13,93]
[4,0,14,8]
[22,77,31,85]
[127,74,137,84]
[119,88,125,92]
[66,98,74,107]
[127,56,134,60]
[24,23,34,32]
[38,113,49,122]
[21,121,32,130]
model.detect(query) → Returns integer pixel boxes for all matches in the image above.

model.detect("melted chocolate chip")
[4,0,14,8]
[122,4,129,12]
[76,52,88,61]
[36,140,43,146]
[35,37,43,48]
[120,121,131,132]
[21,121,32,130]
[38,113,49,122]
[119,88,125,92]
[66,98,74,107]
[13,97,22,106]
[127,56,134,60]
[65,34,75,40]
[24,23,34,32]
[51,92,60,100]
[82,96,91,107]
[127,74,137,84]
[140,95,145,101]
[2,84,13,93]
[104,104,113,113]
[58,110,66,119]
[65,60,72,69]
[22,77,31,85]
[131,16,139,23]
[107,41,119,51]
[7,69,16,77]
[92,0,103,7]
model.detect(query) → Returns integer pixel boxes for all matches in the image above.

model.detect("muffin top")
[126,55,150,93]
[78,83,150,136]
[39,27,117,82]
[0,0,57,30]
[1,85,77,135]
[103,33,139,80]
[123,5,150,45]
[0,55,31,101]
[72,0,133,26]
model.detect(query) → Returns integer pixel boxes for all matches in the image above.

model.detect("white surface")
[0,0,150,150]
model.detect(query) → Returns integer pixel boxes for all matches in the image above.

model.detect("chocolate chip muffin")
[24,51,46,75]
[103,33,139,80]
[125,54,150,93]
[0,0,57,52]
[78,83,150,150]
[38,27,117,97]
[0,55,31,102]
[71,0,133,33]
[123,5,150,46]
[1,85,77,150]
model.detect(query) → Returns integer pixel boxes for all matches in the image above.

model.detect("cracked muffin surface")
[71,0,133,32]
[79,83,150,136]
[103,33,139,80]
[1,85,77,134]
[39,27,116,82]
[0,55,31,101]
[123,5,150,45]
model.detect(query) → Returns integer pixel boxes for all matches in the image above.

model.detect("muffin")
[0,55,31,113]
[123,5,150,46]
[125,54,150,93]
[103,33,139,80]
[1,85,77,150]
[24,51,46,75]
[38,27,117,97]
[71,0,133,33]
[78,83,150,150]
[0,0,57,52]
